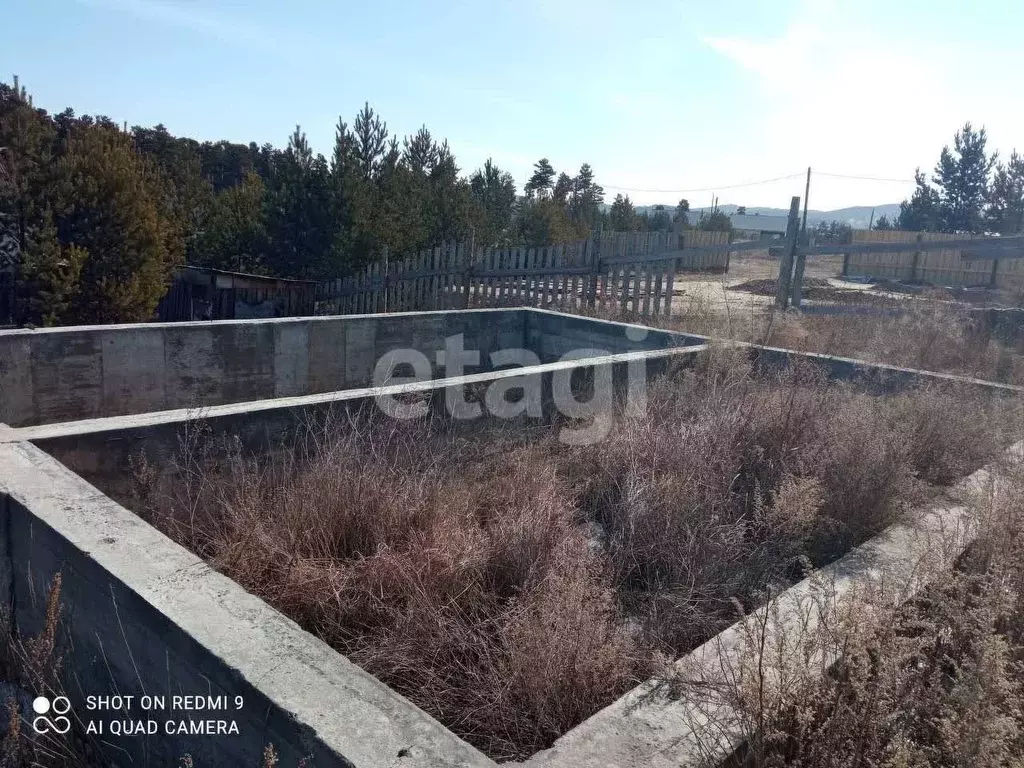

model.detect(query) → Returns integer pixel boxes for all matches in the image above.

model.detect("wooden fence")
[846,230,1024,288]
[315,230,732,318]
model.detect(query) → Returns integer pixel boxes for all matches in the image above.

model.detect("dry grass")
[0,574,106,768]
[669,457,1024,768]
[130,350,1018,761]
[627,286,1024,385]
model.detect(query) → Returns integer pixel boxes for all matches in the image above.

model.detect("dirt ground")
[667,252,1017,326]
[669,253,852,320]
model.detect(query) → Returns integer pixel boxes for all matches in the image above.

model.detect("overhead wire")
[814,171,915,183]
[600,172,805,194]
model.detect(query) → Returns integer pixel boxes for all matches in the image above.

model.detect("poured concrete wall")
[0,310,525,428]
[525,309,703,362]
[0,440,495,768]
[27,344,710,501]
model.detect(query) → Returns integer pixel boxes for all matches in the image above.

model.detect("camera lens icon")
[31,696,71,735]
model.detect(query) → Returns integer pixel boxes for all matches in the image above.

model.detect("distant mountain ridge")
[631,203,902,230]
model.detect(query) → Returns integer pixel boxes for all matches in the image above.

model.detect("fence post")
[461,238,473,309]
[789,229,810,308]
[909,233,922,282]
[587,232,600,309]
[775,196,801,310]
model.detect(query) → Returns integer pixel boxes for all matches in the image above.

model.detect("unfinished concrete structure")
[0,308,1019,767]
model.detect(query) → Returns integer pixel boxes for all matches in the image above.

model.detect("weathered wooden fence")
[773,193,1024,310]
[316,230,735,318]
[845,230,1024,288]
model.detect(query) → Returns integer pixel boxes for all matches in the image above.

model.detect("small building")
[157,266,317,322]
[729,213,789,241]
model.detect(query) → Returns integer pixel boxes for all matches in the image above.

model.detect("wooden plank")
[539,246,551,306]
[480,247,490,305]
[801,235,1024,257]
[527,247,537,304]
[630,263,643,314]
[652,264,664,316]
[618,265,630,315]
[418,249,427,309]
[511,247,521,304]
[515,247,525,304]
[393,257,403,312]
[442,244,453,309]
[664,257,677,317]
[601,239,766,267]
[451,242,461,308]
[558,244,570,308]
[460,243,471,308]
[368,262,378,313]
[437,245,447,309]
[430,247,440,310]
[494,248,504,304]
[638,262,655,315]
[478,248,488,305]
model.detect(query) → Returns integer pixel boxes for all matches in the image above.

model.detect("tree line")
[872,123,1024,234]
[0,80,698,326]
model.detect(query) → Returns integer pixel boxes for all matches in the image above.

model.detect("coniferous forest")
[0,79,684,326]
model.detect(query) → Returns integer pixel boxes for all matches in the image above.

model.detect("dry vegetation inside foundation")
[675,458,1024,768]
[129,349,1022,761]
[611,292,1024,385]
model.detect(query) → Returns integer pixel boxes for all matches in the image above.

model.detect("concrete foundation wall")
[0,440,495,768]
[0,310,525,428]
[524,309,703,362]
[27,345,709,500]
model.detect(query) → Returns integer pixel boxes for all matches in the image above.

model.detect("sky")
[4,0,1023,210]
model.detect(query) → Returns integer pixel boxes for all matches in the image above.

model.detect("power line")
[815,171,915,183]
[601,172,806,194]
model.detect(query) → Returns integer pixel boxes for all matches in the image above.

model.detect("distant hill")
[631,204,902,230]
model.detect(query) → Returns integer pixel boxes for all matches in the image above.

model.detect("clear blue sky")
[4,0,1022,210]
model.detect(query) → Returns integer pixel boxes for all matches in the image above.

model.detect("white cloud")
[699,0,1024,209]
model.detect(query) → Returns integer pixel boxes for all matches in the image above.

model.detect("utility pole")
[868,207,875,231]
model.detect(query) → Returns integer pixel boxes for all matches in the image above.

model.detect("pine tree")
[986,151,1024,235]
[696,211,732,234]
[56,123,177,322]
[553,172,573,205]
[609,193,636,231]
[933,123,995,233]
[18,210,85,325]
[403,126,438,174]
[353,102,388,181]
[569,163,603,226]
[469,159,517,247]
[673,198,690,228]
[193,171,267,272]
[648,204,671,231]
[524,158,555,199]
[264,126,334,278]
[897,169,943,232]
